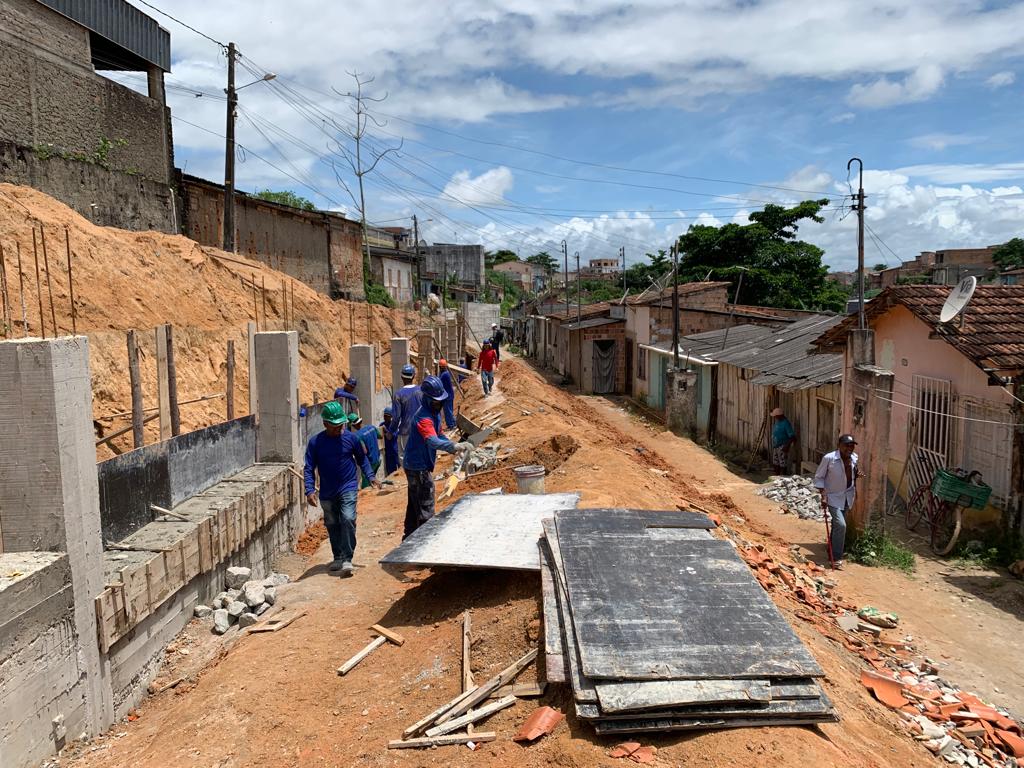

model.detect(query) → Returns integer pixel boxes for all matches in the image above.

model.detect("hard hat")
[483,338,492,345]
[401,363,416,378]
[420,375,448,402]
[438,358,448,367]
[383,405,393,416]
[346,377,358,387]
[348,413,363,426]
[321,400,347,425]
[491,323,498,328]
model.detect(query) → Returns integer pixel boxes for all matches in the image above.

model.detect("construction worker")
[402,375,471,538]
[303,400,379,576]
[491,322,505,361]
[477,338,498,396]
[334,377,359,417]
[348,413,381,489]
[381,405,400,477]
[438,358,456,430]
[392,364,421,458]
[770,407,796,475]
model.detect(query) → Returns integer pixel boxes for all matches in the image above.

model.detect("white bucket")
[513,464,546,494]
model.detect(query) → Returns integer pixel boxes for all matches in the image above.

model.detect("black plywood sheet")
[538,543,566,684]
[553,512,823,680]
[576,692,833,721]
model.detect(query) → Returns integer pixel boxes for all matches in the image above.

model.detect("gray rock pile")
[192,567,290,634]
[757,475,826,520]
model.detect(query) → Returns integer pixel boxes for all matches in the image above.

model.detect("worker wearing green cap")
[303,400,379,576]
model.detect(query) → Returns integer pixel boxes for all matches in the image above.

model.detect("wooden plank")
[490,682,547,699]
[337,635,387,675]
[538,544,567,684]
[370,624,405,646]
[541,526,597,703]
[379,493,580,572]
[165,324,181,436]
[127,330,144,449]
[424,695,517,738]
[388,732,496,750]
[155,324,171,441]
[461,611,474,691]
[402,686,480,739]
[247,320,258,418]
[553,511,824,680]
[595,679,772,715]
[435,648,537,725]
[247,610,307,634]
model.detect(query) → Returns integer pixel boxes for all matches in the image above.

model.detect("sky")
[118,0,1024,272]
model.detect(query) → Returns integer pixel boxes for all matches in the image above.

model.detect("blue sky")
[121,0,1024,271]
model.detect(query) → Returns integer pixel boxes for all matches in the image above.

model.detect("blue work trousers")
[321,491,358,563]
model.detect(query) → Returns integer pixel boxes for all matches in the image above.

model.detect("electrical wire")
[127,0,226,49]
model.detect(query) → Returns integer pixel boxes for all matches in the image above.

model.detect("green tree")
[485,249,519,269]
[872,262,888,272]
[675,199,847,312]
[993,238,1024,271]
[526,251,558,274]
[253,189,316,211]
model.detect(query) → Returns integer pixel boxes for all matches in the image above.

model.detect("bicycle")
[905,467,992,555]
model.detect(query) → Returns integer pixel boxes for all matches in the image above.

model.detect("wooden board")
[595,678,771,715]
[379,493,580,572]
[538,543,566,684]
[553,510,824,680]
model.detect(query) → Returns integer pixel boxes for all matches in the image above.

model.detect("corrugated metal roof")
[563,316,624,331]
[655,315,843,391]
[815,285,1024,375]
[39,0,171,71]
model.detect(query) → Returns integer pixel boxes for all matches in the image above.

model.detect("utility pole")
[848,157,866,330]
[561,240,569,318]
[576,250,582,391]
[413,215,421,301]
[620,246,626,295]
[223,42,237,252]
[671,244,680,370]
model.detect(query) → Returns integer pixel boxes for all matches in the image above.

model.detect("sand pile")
[0,184,421,457]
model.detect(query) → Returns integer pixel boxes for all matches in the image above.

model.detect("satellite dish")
[939,276,977,323]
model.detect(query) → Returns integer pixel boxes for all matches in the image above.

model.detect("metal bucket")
[513,464,546,495]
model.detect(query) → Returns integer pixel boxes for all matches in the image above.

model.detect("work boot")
[340,561,354,577]
[328,559,344,572]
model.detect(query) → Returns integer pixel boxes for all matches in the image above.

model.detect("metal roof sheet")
[39,0,171,71]
[563,316,624,331]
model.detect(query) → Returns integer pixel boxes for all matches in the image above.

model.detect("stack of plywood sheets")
[539,508,838,733]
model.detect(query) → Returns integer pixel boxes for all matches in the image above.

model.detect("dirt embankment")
[0,184,421,457]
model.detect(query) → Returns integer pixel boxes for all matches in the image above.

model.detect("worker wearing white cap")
[770,407,796,475]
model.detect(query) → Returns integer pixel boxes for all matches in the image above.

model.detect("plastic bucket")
[513,464,546,495]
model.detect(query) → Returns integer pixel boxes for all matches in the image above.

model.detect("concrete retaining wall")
[462,301,500,347]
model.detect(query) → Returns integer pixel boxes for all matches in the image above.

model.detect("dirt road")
[64,356,1020,768]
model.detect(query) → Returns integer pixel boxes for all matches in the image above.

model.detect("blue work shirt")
[439,369,455,399]
[356,424,381,466]
[402,405,456,471]
[772,417,796,449]
[393,384,422,437]
[304,430,375,499]
[381,419,399,453]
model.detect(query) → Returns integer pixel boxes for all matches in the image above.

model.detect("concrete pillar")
[255,331,300,463]
[349,344,376,423]
[390,337,409,395]
[447,317,459,360]
[0,336,114,734]
[416,328,433,380]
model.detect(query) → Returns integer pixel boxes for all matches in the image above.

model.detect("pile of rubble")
[193,566,290,634]
[757,475,826,520]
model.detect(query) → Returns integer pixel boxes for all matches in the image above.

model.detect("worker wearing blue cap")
[335,377,360,417]
[391,364,421,459]
[381,405,399,476]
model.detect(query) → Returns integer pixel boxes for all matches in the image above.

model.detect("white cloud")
[894,163,1024,184]
[830,112,856,124]
[442,167,515,207]
[986,71,1016,89]
[908,133,978,151]
[847,65,944,109]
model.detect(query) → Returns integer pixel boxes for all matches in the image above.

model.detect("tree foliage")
[675,199,849,312]
[485,249,519,269]
[526,251,558,274]
[253,189,316,211]
[993,238,1024,272]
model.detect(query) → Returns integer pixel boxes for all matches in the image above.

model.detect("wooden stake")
[65,227,76,334]
[165,324,181,436]
[155,324,171,440]
[434,648,536,725]
[369,624,406,646]
[96,412,159,448]
[16,241,27,337]
[0,242,10,338]
[127,330,145,448]
[252,272,259,330]
[247,320,258,417]
[462,610,474,692]
[261,275,267,331]
[337,635,387,675]
[402,686,481,739]
[226,339,235,420]
[424,695,517,738]
[290,280,295,330]
[40,226,58,335]
[388,732,496,750]
[32,227,45,338]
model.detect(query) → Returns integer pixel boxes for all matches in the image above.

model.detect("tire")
[930,502,963,556]
[905,484,930,532]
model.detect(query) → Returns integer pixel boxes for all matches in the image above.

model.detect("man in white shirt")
[813,434,859,569]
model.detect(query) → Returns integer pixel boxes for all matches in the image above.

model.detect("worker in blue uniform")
[380,405,400,477]
[391,364,421,459]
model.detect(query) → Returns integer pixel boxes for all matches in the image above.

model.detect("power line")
[128,0,226,49]
[865,222,903,264]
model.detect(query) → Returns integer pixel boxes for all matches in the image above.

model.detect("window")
[387,268,393,287]
[637,345,647,381]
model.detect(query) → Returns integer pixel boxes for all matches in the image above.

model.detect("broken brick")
[861,669,909,709]
[610,742,642,758]
[996,729,1024,758]
[513,706,564,743]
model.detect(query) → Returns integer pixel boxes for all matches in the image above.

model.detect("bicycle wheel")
[905,484,930,532]
[930,501,963,556]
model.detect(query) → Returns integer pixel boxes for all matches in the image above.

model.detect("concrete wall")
[462,301,500,347]
[567,322,626,394]
[0,139,178,232]
[426,244,485,289]
[180,176,365,299]
[0,0,172,184]
[372,254,414,305]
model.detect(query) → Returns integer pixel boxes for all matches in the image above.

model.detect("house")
[423,243,486,297]
[563,315,627,393]
[581,258,620,280]
[533,302,617,379]
[493,260,535,293]
[815,285,1024,528]
[366,225,418,305]
[1001,268,1024,286]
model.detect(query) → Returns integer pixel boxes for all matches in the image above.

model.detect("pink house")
[817,285,1024,530]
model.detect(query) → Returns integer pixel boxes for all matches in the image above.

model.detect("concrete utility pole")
[576,251,582,391]
[848,157,866,330]
[620,246,626,295]
[671,244,680,369]
[223,42,237,252]
[561,240,569,318]
[413,215,421,300]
